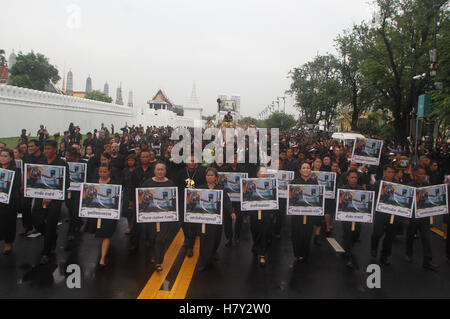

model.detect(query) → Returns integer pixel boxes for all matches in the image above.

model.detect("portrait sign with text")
[415,184,448,218]
[219,99,237,116]
[136,187,178,223]
[218,172,248,202]
[0,168,15,204]
[376,181,415,218]
[312,171,337,199]
[287,185,325,216]
[184,189,223,225]
[68,162,87,192]
[79,183,122,220]
[24,164,66,200]
[276,170,295,199]
[335,189,375,223]
[240,178,279,211]
[352,138,383,166]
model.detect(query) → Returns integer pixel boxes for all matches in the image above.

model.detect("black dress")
[140,178,179,264]
[0,163,21,244]
[121,167,135,219]
[85,177,121,239]
[339,183,364,258]
[220,164,247,241]
[290,176,319,260]
[197,184,232,268]
[173,165,207,249]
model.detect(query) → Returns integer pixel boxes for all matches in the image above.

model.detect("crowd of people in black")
[0,122,449,274]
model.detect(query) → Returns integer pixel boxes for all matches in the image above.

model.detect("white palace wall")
[0,85,197,137]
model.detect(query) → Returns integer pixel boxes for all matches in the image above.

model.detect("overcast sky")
[2,0,375,118]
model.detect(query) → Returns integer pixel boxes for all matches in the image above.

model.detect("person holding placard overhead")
[0,149,21,255]
[197,167,233,271]
[140,161,178,272]
[405,166,439,271]
[290,162,319,263]
[370,164,400,266]
[339,169,364,269]
[32,140,70,265]
[84,163,120,269]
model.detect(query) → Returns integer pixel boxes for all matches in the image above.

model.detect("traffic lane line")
[168,236,200,299]
[430,227,446,239]
[137,229,184,299]
[327,237,345,253]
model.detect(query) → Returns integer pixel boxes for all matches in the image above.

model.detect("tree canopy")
[84,90,113,103]
[9,51,60,91]
[288,0,449,141]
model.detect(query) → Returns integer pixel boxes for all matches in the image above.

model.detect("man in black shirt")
[20,129,30,144]
[284,148,299,174]
[110,143,125,171]
[370,164,401,265]
[64,147,84,242]
[83,132,95,152]
[405,166,439,271]
[128,150,156,251]
[71,126,82,146]
[174,155,206,257]
[37,125,49,143]
[31,140,70,264]
[340,170,364,269]
[20,140,46,236]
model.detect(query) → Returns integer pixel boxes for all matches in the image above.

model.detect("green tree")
[9,51,60,91]
[288,60,321,125]
[335,29,376,130]
[260,112,296,130]
[288,54,342,130]
[84,90,113,103]
[430,10,450,135]
[356,0,448,141]
[239,116,259,126]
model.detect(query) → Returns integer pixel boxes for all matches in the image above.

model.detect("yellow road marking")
[430,227,445,239]
[137,229,184,299]
[168,237,200,299]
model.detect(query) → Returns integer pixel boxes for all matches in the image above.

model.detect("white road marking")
[327,237,345,253]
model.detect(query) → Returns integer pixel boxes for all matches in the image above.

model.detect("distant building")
[147,89,174,111]
[73,91,86,98]
[104,82,109,96]
[116,84,124,105]
[85,76,92,93]
[127,90,133,107]
[66,69,73,96]
[8,51,16,70]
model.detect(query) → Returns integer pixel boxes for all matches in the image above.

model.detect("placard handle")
[258,210,262,221]
[351,222,355,232]
[202,223,206,234]
[156,222,160,233]
[390,215,395,224]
